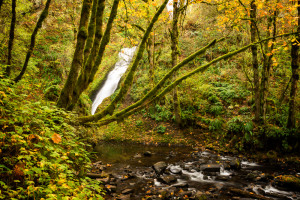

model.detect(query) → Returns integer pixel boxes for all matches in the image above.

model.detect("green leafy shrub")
[209,118,224,131]
[0,76,104,199]
[208,103,223,116]
[208,95,220,103]
[156,125,166,133]
[148,104,173,122]
[239,107,250,114]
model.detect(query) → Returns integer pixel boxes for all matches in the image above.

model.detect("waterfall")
[91,46,137,115]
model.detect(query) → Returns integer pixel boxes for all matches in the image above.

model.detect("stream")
[91,142,300,200]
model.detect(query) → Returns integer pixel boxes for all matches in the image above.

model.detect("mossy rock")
[44,85,60,101]
[275,175,300,191]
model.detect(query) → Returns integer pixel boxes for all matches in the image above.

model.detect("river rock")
[97,177,109,184]
[194,191,208,200]
[174,182,189,188]
[105,184,117,193]
[216,175,230,181]
[170,167,182,175]
[143,151,152,157]
[158,175,177,184]
[274,175,300,191]
[200,164,220,172]
[229,158,241,170]
[246,170,261,181]
[134,153,142,158]
[153,161,167,175]
[117,194,131,200]
[121,189,134,194]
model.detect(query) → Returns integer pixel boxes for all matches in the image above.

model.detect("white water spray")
[91,46,137,115]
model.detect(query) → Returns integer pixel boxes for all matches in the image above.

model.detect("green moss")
[275,175,300,191]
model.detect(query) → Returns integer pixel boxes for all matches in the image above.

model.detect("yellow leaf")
[52,133,62,144]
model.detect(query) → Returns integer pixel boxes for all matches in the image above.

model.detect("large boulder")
[153,161,167,175]
[158,175,177,184]
[274,175,300,191]
[200,164,221,172]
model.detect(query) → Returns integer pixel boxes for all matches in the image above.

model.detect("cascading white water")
[91,46,137,115]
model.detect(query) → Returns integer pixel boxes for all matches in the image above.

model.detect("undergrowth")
[0,74,104,199]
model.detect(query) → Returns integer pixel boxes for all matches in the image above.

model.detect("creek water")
[92,142,300,199]
[91,47,137,115]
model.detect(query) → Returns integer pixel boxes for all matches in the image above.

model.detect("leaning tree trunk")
[14,0,52,82]
[5,0,16,77]
[56,0,93,108]
[171,0,182,126]
[250,0,261,123]
[287,0,300,128]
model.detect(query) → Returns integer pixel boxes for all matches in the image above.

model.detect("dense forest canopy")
[0,0,299,199]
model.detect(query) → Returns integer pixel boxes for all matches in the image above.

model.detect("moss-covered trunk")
[85,33,295,126]
[287,0,300,128]
[171,0,182,126]
[5,0,16,77]
[78,0,169,123]
[83,0,98,64]
[56,0,93,108]
[79,38,218,124]
[260,8,277,123]
[14,0,52,83]
[250,0,261,123]
[68,0,118,110]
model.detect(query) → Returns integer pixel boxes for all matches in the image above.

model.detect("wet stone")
[200,164,221,172]
[216,175,230,181]
[121,188,134,194]
[143,151,152,157]
[158,175,177,184]
[96,177,109,184]
[134,153,142,158]
[229,158,241,170]
[153,161,167,175]
[174,182,189,188]
[105,185,117,193]
[117,194,131,200]
[170,168,182,175]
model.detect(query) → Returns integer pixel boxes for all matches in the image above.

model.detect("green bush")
[208,104,223,116]
[148,104,173,122]
[0,77,104,199]
[239,107,250,114]
[156,125,166,133]
[209,118,224,131]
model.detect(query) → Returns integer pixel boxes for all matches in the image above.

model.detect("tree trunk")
[78,0,170,123]
[68,0,118,111]
[84,0,98,64]
[287,0,300,128]
[260,7,277,123]
[171,0,182,126]
[5,0,16,77]
[14,0,52,83]
[56,0,93,108]
[81,33,295,125]
[250,0,261,123]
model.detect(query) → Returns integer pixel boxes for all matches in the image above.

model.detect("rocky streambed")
[90,142,300,200]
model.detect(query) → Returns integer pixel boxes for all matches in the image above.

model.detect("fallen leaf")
[52,133,62,144]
